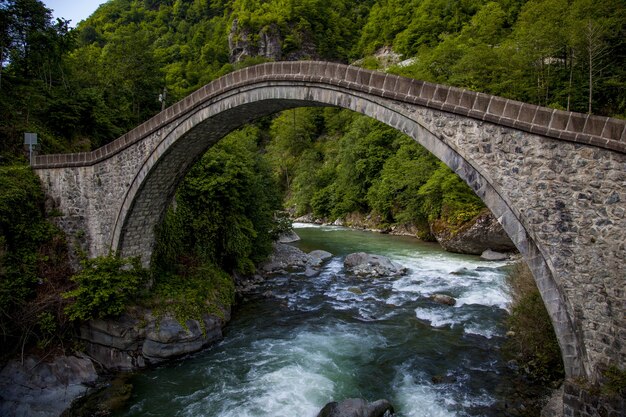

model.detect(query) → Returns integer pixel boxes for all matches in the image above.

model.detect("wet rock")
[142,315,223,362]
[260,243,314,274]
[64,373,133,416]
[304,266,319,277]
[432,209,516,255]
[309,250,333,263]
[317,398,395,417]
[344,252,407,277]
[278,229,301,243]
[0,354,98,417]
[79,308,229,371]
[430,294,456,306]
[347,287,363,295]
[480,249,509,261]
[260,244,332,276]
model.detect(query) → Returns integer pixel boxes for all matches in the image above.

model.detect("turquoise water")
[114,224,517,417]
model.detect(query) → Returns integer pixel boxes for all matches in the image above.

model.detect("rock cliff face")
[228,19,319,63]
[228,19,283,63]
[0,354,98,417]
[431,209,516,255]
[79,307,230,371]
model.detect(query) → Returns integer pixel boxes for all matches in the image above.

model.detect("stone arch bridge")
[33,62,624,406]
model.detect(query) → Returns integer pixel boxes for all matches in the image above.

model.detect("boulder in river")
[430,294,457,306]
[260,243,333,276]
[309,250,333,263]
[317,398,395,417]
[344,252,407,277]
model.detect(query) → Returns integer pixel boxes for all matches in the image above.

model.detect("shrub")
[63,255,148,321]
[504,262,564,383]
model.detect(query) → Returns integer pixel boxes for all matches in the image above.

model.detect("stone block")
[533,107,553,127]
[487,96,507,116]
[419,81,436,100]
[567,113,587,133]
[583,116,607,137]
[518,103,537,124]
[602,119,625,141]
[441,86,460,107]
[433,85,449,103]
[472,93,491,113]
[459,90,476,110]
[550,110,570,131]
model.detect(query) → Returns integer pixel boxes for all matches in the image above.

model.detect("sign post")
[24,133,37,165]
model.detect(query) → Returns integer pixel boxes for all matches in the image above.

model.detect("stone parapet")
[32,62,626,169]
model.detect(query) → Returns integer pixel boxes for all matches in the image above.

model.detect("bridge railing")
[33,61,626,169]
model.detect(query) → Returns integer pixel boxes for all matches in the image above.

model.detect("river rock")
[310,250,333,263]
[317,398,395,417]
[0,353,98,417]
[431,209,516,255]
[480,249,509,261]
[294,213,324,224]
[260,244,332,276]
[344,252,407,277]
[79,308,229,371]
[278,229,301,243]
[430,294,457,306]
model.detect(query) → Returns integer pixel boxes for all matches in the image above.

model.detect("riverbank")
[293,208,517,257]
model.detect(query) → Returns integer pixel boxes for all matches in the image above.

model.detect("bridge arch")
[33,62,626,388]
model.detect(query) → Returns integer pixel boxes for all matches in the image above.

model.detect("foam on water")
[393,371,457,417]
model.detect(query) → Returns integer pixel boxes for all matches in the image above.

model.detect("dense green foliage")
[0,163,72,358]
[63,255,147,321]
[153,126,283,276]
[266,108,484,233]
[385,0,626,116]
[504,262,564,383]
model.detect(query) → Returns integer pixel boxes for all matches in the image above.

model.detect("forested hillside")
[1,0,625,360]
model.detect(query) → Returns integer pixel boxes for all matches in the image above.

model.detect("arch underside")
[115,81,584,378]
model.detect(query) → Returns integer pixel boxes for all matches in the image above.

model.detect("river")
[113,224,525,417]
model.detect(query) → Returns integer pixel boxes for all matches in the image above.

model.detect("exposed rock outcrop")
[228,19,282,63]
[431,209,516,255]
[0,354,98,417]
[344,252,407,277]
[317,398,395,417]
[260,243,333,276]
[79,308,229,371]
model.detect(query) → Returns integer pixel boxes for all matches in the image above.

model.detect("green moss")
[147,264,235,334]
[602,366,626,398]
